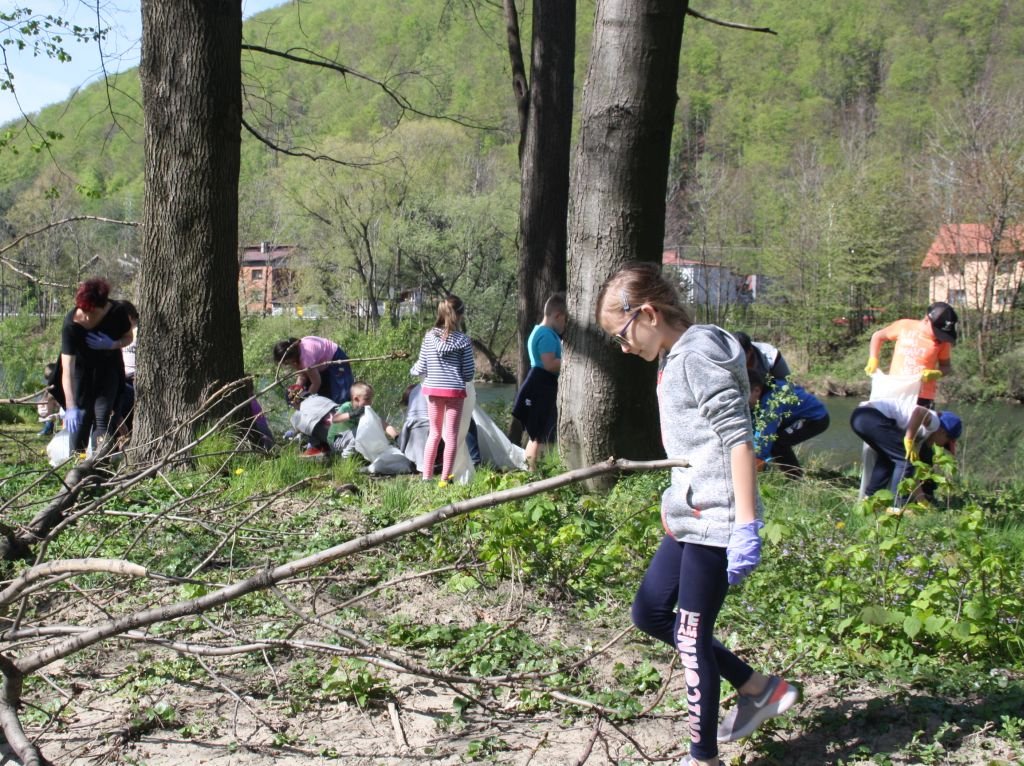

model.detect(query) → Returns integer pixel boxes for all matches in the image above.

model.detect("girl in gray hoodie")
[595,263,798,766]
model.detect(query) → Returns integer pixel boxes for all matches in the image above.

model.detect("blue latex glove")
[727,519,764,586]
[86,332,117,351]
[63,407,84,436]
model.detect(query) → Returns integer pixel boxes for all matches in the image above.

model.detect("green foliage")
[739,466,1024,670]
[320,658,392,708]
[750,377,801,454]
[0,315,58,397]
[0,8,106,97]
[3,0,1023,394]
[4,406,1024,763]
[448,471,666,599]
[464,736,511,762]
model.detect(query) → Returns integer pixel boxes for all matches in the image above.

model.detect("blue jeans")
[632,535,754,760]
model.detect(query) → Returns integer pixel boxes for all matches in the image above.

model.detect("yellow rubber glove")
[903,436,918,463]
[864,357,879,376]
[920,369,943,383]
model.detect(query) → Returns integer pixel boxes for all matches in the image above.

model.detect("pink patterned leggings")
[423,395,465,480]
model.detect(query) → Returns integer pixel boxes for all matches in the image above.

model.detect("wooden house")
[922,224,1024,312]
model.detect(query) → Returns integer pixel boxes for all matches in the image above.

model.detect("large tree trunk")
[509,0,575,385]
[559,0,687,471]
[134,0,245,458]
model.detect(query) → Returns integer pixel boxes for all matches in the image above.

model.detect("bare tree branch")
[240,43,501,132]
[240,116,391,166]
[0,215,139,288]
[686,7,778,35]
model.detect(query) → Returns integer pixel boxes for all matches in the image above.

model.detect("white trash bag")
[46,430,72,467]
[355,407,415,475]
[473,404,527,471]
[859,371,922,499]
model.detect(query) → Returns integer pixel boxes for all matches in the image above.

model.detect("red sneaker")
[300,445,329,459]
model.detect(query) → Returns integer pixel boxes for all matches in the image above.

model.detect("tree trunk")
[559,0,688,472]
[134,0,245,458]
[511,0,575,385]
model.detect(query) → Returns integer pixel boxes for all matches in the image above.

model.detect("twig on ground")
[573,718,601,766]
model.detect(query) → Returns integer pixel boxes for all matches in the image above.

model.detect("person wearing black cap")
[850,401,962,504]
[864,301,958,407]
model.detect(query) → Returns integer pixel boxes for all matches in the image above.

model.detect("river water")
[475,382,1024,484]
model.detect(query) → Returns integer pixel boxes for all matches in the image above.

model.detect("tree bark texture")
[513,0,575,385]
[134,0,245,458]
[559,0,688,471]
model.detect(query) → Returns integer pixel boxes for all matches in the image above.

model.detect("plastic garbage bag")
[46,430,72,467]
[859,372,923,499]
[355,407,414,475]
[289,395,337,436]
[473,404,527,471]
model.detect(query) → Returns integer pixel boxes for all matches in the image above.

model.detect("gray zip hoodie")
[659,324,764,547]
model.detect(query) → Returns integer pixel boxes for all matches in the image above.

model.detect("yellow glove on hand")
[903,436,919,463]
[864,357,879,376]
[920,369,943,383]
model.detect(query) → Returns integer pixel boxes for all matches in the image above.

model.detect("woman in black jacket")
[57,278,134,451]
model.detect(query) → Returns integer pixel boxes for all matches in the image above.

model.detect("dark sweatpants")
[850,405,913,497]
[769,413,830,478]
[632,535,754,761]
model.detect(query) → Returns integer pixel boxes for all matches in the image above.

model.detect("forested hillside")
[2,0,1022,373]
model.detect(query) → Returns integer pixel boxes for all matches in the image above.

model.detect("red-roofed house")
[239,242,299,316]
[922,224,1024,312]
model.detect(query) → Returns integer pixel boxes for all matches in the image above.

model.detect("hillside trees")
[289,157,409,326]
[132,0,246,457]
[558,0,688,471]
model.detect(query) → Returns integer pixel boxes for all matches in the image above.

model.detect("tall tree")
[133,0,246,457]
[504,0,575,384]
[558,0,688,471]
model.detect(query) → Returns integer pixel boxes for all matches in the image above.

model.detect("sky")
[0,0,286,125]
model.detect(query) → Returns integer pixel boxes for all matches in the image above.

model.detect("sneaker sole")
[718,682,801,742]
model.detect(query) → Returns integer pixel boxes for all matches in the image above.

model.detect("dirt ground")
[2,493,1020,766]
[2,576,1020,766]
[4,667,1020,765]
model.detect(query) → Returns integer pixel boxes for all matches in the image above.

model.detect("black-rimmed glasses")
[611,309,641,347]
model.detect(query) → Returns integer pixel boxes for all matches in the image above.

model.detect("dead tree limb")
[0,216,139,288]
[686,7,778,35]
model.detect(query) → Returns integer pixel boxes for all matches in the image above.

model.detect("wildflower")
[437,480,448,488]
[835,521,845,529]
[234,467,245,476]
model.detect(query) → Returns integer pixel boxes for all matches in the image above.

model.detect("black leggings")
[632,535,753,761]
[73,367,122,451]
